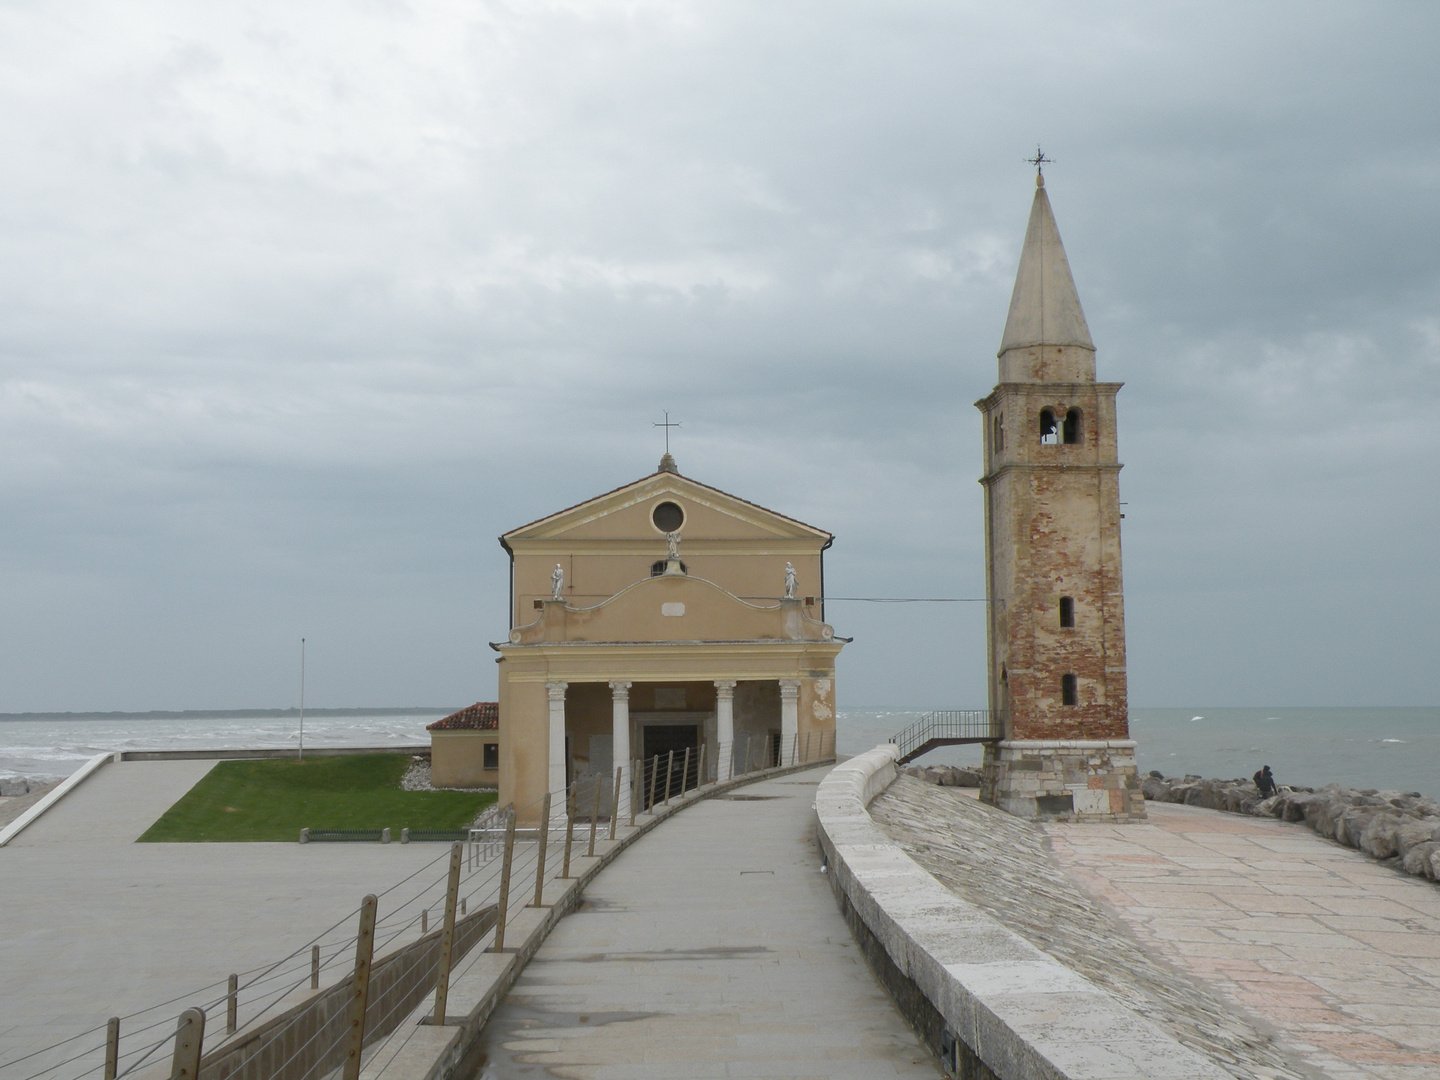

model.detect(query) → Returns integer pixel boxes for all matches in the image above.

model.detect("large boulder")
[1402,841,1440,877]
[1141,775,1169,801]
[1395,820,1440,858]
[1335,806,1376,848]
[1304,790,1351,840]
[0,777,30,797]
[902,764,982,789]
[1358,811,1415,860]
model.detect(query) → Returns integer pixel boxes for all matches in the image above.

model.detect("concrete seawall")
[814,745,1232,1080]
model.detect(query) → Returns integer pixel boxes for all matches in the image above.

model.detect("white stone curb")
[0,752,113,848]
[816,745,1231,1080]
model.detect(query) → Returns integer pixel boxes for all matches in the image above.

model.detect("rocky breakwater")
[899,763,981,788]
[1144,773,1440,882]
[0,776,62,829]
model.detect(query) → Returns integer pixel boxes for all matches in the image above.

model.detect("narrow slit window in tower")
[1039,408,1058,445]
[1059,596,1074,628]
[1063,408,1082,445]
[1061,674,1078,706]
[994,414,1005,452]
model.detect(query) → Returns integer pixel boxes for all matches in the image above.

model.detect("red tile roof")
[427,702,499,731]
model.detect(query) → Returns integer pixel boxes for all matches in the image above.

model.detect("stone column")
[778,679,801,766]
[545,681,568,799]
[714,680,736,780]
[609,680,632,821]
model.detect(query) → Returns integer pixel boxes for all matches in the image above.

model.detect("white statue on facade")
[551,563,564,601]
[665,531,681,562]
[784,562,797,599]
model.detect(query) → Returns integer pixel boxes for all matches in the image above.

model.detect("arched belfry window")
[1063,408,1082,445]
[994,413,1005,453]
[1039,408,1058,445]
[1059,596,1075,628]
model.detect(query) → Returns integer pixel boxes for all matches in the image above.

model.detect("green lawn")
[138,753,496,842]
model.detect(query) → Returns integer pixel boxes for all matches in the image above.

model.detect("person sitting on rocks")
[1254,765,1278,798]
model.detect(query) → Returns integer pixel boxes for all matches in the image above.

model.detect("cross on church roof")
[653,410,681,455]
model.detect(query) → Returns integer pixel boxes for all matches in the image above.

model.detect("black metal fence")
[889,710,998,764]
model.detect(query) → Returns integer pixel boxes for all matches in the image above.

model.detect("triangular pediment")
[502,471,830,545]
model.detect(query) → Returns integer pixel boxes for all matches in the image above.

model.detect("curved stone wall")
[815,745,1231,1080]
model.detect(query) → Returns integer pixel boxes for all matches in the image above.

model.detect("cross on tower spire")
[1025,145,1054,186]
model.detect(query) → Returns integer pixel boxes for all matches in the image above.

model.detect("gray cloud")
[1,1,1437,710]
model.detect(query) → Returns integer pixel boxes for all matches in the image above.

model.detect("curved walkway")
[472,765,941,1079]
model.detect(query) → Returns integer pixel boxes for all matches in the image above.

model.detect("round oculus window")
[651,501,684,532]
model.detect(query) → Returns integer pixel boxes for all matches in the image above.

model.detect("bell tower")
[975,172,1144,821]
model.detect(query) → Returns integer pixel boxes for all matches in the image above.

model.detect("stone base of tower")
[981,740,1146,822]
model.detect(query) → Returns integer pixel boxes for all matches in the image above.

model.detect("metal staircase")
[889,710,999,764]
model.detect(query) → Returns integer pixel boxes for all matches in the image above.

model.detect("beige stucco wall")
[505,474,830,627]
[429,730,499,789]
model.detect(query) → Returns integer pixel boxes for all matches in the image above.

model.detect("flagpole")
[299,637,306,762]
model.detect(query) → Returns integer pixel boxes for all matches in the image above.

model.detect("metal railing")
[889,710,997,764]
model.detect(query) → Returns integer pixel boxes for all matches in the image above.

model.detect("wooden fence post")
[647,755,660,813]
[491,811,517,952]
[560,785,575,878]
[630,759,640,826]
[662,750,675,806]
[311,945,320,990]
[680,747,691,797]
[433,842,463,1025]
[170,1008,204,1080]
[698,744,707,788]
[586,774,601,858]
[533,792,552,906]
[341,894,378,1080]
[226,973,237,1034]
[104,1018,118,1080]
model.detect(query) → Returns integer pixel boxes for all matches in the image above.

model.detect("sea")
[1,706,1436,799]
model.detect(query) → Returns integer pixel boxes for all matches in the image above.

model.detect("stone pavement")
[869,775,1315,1080]
[871,775,1440,1080]
[1047,799,1440,1080]
[474,766,942,1079]
[0,760,462,1079]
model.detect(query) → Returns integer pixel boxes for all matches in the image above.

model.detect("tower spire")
[997,179,1093,359]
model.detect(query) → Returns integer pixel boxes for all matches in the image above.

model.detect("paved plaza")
[1048,799,1440,1080]
[871,775,1440,1080]
[475,767,941,1079]
[0,760,457,1078]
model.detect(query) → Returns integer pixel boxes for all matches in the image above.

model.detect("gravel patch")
[399,755,495,794]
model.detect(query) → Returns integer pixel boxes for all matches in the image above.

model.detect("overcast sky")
[1,1,1437,712]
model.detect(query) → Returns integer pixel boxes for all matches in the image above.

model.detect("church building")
[489,456,845,821]
[975,172,1145,822]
